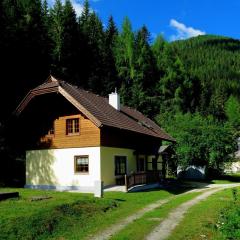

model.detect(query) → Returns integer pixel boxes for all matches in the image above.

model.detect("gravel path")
[146,183,240,240]
[88,197,173,240]
[88,183,240,240]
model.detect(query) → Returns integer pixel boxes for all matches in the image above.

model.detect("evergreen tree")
[225,95,240,131]
[61,0,79,82]
[79,1,107,93]
[79,0,90,26]
[158,46,186,112]
[209,86,227,120]
[103,16,119,94]
[114,17,135,104]
[152,35,167,76]
[49,0,64,75]
[86,12,105,93]
[1,0,49,113]
[132,26,157,115]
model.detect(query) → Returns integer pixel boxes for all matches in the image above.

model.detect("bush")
[217,189,240,239]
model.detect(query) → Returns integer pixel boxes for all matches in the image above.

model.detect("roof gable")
[15,76,175,142]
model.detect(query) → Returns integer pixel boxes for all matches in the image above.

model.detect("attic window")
[66,118,79,135]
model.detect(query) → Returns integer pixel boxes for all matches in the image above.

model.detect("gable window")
[66,118,79,135]
[74,155,89,173]
[115,156,127,175]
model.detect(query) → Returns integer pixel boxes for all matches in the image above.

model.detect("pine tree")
[152,35,167,78]
[157,46,189,113]
[114,17,135,104]
[49,0,64,75]
[132,26,158,115]
[61,0,79,82]
[225,95,240,131]
[79,0,90,27]
[209,86,227,120]
[42,0,50,28]
[103,16,119,94]
[1,0,49,113]
[79,4,107,93]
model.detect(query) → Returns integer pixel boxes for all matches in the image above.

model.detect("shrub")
[217,189,240,239]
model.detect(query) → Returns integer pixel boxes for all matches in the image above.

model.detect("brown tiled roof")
[16,76,175,142]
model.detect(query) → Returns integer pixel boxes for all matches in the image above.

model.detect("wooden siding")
[40,114,100,148]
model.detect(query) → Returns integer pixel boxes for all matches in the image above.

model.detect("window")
[147,156,162,171]
[66,118,79,135]
[75,155,89,173]
[137,157,145,172]
[115,156,127,175]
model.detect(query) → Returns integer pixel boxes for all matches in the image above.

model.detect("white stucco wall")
[26,147,101,192]
[26,146,138,191]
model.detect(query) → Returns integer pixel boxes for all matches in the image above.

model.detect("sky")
[48,0,240,41]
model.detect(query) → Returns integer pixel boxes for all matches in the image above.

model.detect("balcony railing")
[118,171,162,191]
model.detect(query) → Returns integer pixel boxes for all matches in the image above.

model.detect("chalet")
[15,76,175,193]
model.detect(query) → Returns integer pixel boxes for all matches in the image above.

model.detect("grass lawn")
[167,187,240,240]
[0,187,188,240]
[110,191,201,240]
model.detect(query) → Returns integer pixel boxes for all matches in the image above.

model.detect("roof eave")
[14,84,103,128]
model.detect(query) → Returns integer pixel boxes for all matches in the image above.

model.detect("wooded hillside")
[1,0,240,184]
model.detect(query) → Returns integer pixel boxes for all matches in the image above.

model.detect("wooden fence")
[124,171,162,190]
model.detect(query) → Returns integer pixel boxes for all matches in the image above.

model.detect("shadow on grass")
[182,174,240,184]
[114,199,126,202]
[213,174,240,182]
[127,178,211,195]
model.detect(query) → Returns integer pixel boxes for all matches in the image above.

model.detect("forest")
[1,0,240,184]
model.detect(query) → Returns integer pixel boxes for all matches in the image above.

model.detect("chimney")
[109,89,120,110]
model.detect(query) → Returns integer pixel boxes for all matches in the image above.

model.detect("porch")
[104,181,161,193]
[115,171,163,191]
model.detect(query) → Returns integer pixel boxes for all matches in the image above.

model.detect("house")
[15,75,175,193]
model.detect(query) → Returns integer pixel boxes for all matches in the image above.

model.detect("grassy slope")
[1,181,239,240]
[0,187,187,240]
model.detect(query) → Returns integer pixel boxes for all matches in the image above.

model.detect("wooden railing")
[124,171,162,190]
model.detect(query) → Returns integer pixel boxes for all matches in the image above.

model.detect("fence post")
[124,174,128,192]
[94,180,103,198]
